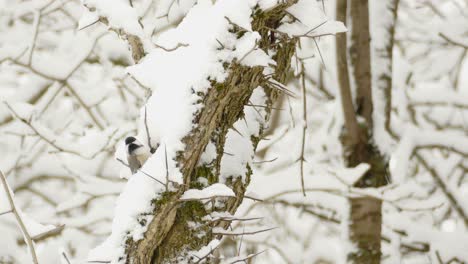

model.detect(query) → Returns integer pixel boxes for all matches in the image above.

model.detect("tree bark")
[348,197,383,263]
[336,0,360,145]
[349,0,373,127]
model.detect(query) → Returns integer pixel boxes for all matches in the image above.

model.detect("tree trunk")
[349,197,383,263]
[336,0,360,144]
[124,3,297,263]
[349,0,373,126]
[336,0,398,263]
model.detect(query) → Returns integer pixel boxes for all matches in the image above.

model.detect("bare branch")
[226,250,266,264]
[0,170,39,264]
[439,32,468,49]
[298,62,308,196]
[212,227,276,236]
[153,42,189,52]
[116,158,166,186]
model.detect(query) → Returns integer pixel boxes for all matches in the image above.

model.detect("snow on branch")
[277,0,347,38]
[5,102,118,159]
[390,126,468,182]
[82,0,146,62]
[329,163,371,186]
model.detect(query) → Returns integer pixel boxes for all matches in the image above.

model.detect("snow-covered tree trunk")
[124,4,297,264]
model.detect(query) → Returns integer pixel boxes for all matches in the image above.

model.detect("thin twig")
[144,106,155,152]
[312,38,326,69]
[0,210,12,216]
[65,83,105,130]
[27,11,42,65]
[237,225,244,256]
[298,62,308,196]
[116,158,166,186]
[153,42,188,52]
[302,20,328,38]
[6,102,116,159]
[439,32,468,49]
[165,144,169,191]
[193,242,221,264]
[0,170,39,264]
[62,252,72,264]
[212,227,277,236]
[227,250,266,264]
[252,157,278,164]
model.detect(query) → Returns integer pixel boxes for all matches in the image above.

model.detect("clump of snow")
[230,32,275,67]
[180,183,235,201]
[82,0,143,37]
[21,212,58,238]
[188,239,221,260]
[154,0,198,24]
[198,141,217,166]
[330,163,371,186]
[220,88,267,182]
[257,0,280,10]
[278,0,346,37]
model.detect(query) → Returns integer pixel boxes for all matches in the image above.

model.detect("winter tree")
[0,0,466,263]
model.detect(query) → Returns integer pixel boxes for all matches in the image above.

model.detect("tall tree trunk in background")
[348,1,384,263]
[336,0,399,263]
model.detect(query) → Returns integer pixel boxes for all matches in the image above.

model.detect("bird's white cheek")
[132,147,147,155]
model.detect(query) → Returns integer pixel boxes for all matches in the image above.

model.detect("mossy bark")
[125,2,297,263]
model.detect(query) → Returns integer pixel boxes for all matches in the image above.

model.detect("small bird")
[125,136,150,174]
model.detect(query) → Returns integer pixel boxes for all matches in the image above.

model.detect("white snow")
[82,0,143,37]
[330,163,371,186]
[390,125,468,182]
[278,0,347,37]
[220,88,267,182]
[188,239,221,260]
[180,183,235,201]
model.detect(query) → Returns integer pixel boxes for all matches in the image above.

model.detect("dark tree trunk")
[336,0,399,263]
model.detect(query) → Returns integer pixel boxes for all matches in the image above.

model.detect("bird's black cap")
[125,136,137,145]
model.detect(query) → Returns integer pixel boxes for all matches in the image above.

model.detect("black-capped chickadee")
[125,136,150,174]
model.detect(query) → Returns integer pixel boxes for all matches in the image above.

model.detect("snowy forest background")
[0,0,467,263]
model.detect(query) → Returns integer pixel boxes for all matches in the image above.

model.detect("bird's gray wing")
[127,155,141,174]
